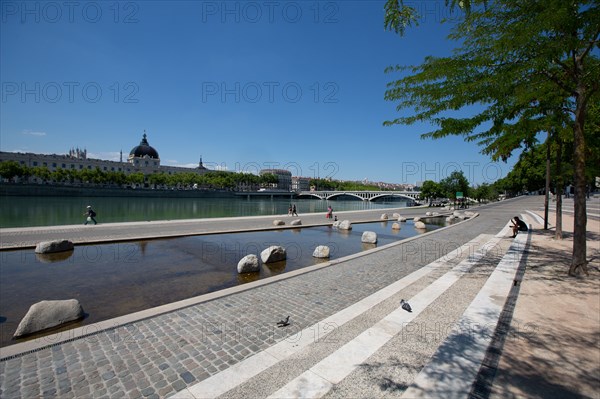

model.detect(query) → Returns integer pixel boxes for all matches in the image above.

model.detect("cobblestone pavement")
[0,198,540,398]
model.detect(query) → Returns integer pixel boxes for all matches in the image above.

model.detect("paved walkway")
[0,206,430,250]
[489,200,600,399]
[0,196,597,398]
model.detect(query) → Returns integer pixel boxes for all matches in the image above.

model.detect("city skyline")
[1,1,518,185]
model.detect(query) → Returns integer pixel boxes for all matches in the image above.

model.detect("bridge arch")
[326,192,365,201]
[297,190,422,201]
[368,193,417,202]
[296,193,324,200]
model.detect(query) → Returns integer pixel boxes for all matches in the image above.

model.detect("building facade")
[260,168,292,191]
[0,133,209,180]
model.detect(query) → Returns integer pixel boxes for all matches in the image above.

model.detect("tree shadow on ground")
[482,228,600,398]
[349,227,599,398]
[357,358,418,393]
[487,323,600,399]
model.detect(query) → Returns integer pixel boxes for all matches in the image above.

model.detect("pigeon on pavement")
[400,299,412,313]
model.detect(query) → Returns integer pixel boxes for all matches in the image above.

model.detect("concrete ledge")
[0,206,445,250]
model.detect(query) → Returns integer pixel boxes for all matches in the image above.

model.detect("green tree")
[31,166,51,182]
[260,173,279,187]
[127,172,145,186]
[0,161,25,181]
[89,168,107,184]
[51,168,69,183]
[506,146,548,193]
[420,180,444,204]
[106,171,128,186]
[439,171,470,200]
[147,172,168,187]
[471,183,496,203]
[384,0,599,276]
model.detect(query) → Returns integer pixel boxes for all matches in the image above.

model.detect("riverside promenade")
[0,196,598,398]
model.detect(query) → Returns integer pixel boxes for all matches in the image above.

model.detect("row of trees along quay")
[418,170,500,204]
[383,0,599,276]
[0,163,398,192]
[0,162,279,191]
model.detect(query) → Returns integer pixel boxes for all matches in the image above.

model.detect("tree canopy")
[384,0,599,275]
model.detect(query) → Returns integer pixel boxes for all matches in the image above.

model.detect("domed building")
[0,130,211,180]
[128,132,160,171]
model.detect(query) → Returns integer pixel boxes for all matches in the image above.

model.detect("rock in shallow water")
[361,231,378,244]
[261,246,287,263]
[34,239,74,254]
[312,245,330,258]
[237,254,259,273]
[14,299,84,338]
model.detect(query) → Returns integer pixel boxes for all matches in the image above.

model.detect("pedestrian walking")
[292,204,298,216]
[288,204,293,216]
[326,206,333,219]
[84,205,97,225]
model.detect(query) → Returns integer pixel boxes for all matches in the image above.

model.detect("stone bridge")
[297,190,421,202]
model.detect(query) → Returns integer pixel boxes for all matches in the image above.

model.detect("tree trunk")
[555,137,563,240]
[568,85,588,276]
[544,132,551,230]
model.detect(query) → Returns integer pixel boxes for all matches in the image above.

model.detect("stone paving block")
[105,376,119,388]
[150,373,165,385]
[166,372,179,384]
[21,386,40,398]
[171,379,187,391]
[127,387,142,399]
[108,383,122,395]
[141,386,156,397]
[73,385,91,397]
[158,385,175,397]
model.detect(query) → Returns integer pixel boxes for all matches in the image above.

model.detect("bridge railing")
[297,190,422,201]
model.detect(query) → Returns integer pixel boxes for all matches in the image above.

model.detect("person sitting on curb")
[510,216,528,238]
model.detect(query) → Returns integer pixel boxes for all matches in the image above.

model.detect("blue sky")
[1,0,516,185]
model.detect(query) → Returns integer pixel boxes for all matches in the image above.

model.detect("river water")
[0,196,410,228]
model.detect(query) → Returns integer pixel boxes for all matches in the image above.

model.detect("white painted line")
[401,232,528,398]
[525,210,544,225]
[309,328,393,384]
[495,221,512,238]
[169,235,497,399]
[268,236,503,399]
[184,350,279,398]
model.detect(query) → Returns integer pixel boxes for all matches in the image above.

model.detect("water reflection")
[35,250,74,263]
[361,243,377,251]
[262,260,287,275]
